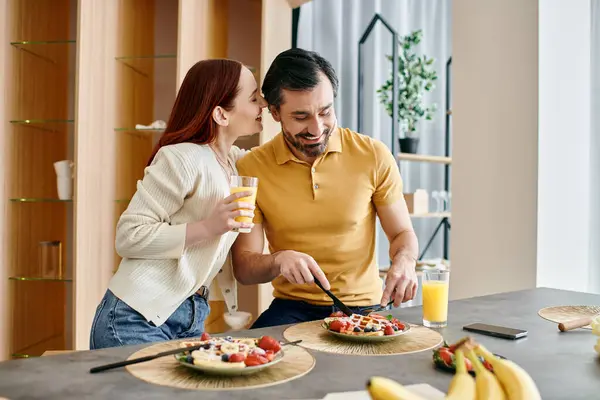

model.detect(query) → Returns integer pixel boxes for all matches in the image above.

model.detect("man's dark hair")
[261,48,339,109]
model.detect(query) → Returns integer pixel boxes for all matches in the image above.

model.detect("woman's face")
[227,66,267,137]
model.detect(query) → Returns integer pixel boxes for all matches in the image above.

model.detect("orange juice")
[230,186,257,224]
[422,280,449,324]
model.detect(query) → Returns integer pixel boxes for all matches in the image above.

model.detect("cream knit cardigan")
[108,142,245,326]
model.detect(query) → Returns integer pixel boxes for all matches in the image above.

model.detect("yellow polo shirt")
[236,127,403,306]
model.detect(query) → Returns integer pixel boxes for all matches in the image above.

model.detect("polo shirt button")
[232,305,237,310]
[314,184,319,189]
[225,289,231,293]
[219,269,223,273]
[311,167,316,173]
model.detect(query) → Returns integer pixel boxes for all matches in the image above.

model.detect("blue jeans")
[89,289,210,350]
[250,298,387,329]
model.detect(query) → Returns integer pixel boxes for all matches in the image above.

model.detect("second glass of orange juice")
[422,268,450,328]
[229,176,258,233]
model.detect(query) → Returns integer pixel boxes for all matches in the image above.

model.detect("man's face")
[270,73,337,160]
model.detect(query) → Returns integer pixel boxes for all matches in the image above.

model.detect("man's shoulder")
[338,127,390,155]
[236,135,278,172]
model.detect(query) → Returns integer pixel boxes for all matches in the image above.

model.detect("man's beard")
[281,125,333,158]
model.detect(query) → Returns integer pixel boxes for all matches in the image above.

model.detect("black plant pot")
[398,137,420,154]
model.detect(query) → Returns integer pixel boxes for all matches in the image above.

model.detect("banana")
[445,349,476,400]
[366,376,427,400]
[474,345,541,400]
[464,349,506,400]
[219,343,239,355]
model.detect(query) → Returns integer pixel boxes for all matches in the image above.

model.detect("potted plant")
[376,29,438,154]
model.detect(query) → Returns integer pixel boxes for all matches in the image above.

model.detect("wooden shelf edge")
[397,153,452,164]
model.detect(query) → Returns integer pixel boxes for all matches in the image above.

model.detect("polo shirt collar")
[274,128,343,165]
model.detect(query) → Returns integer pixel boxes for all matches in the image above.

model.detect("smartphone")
[463,323,527,340]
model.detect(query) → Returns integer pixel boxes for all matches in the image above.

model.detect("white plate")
[321,321,411,343]
[174,349,285,376]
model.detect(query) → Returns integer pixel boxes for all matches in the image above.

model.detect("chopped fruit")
[200,332,210,341]
[228,353,246,363]
[384,325,395,336]
[330,311,346,318]
[329,320,344,332]
[245,354,269,367]
[264,350,275,362]
[221,354,230,362]
[353,326,361,332]
[258,336,281,352]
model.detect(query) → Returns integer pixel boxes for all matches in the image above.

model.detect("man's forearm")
[232,251,281,285]
[389,229,419,265]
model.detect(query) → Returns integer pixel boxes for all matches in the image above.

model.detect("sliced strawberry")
[258,336,281,352]
[200,332,210,341]
[228,353,246,363]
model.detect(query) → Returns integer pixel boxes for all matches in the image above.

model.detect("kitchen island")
[0,287,599,399]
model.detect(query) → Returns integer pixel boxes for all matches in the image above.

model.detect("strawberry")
[384,325,395,336]
[228,353,246,363]
[200,332,210,341]
[258,336,281,352]
[245,354,269,366]
[264,350,275,362]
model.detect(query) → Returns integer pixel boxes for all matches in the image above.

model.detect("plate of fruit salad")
[432,337,506,376]
[321,311,411,342]
[175,333,285,376]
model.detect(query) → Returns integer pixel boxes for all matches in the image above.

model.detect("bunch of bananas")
[366,338,541,400]
[591,316,600,354]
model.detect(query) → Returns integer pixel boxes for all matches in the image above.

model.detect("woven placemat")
[538,305,600,330]
[125,340,315,391]
[283,320,443,356]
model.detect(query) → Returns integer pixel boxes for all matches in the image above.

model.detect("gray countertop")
[1,287,599,399]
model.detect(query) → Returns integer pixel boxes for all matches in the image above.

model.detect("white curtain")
[589,0,600,293]
[297,0,452,266]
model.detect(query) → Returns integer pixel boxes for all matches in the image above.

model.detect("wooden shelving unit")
[0,0,293,360]
[3,0,76,359]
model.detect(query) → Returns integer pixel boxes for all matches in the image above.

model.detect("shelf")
[10,119,74,133]
[9,276,72,282]
[114,127,164,133]
[10,40,76,64]
[397,153,452,164]
[115,54,176,77]
[409,212,451,219]
[9,198,72,203]
[11,353,34,359]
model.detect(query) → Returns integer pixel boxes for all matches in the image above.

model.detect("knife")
[312,274,354,316]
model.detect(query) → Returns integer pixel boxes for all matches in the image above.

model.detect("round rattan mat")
[125,340,315,391]
[538,305,600,330]
[283,320,443,356]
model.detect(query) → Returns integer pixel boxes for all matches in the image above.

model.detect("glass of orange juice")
[229,176,258,233]
[422,268,450,328]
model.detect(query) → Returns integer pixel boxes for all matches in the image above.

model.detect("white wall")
[451,0,594,300]
[537,0,591,292]
[450,0,540,300]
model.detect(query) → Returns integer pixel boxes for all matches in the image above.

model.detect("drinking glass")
[229,176,258,233]
[422,268,450,328]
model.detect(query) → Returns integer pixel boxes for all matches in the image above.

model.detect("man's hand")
[274,250,331,290]
[381,255,418,307]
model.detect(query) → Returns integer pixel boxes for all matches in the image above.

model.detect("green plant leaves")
[376,29,438,137]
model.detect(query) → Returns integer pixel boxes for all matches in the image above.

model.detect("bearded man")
[232,48,419,328]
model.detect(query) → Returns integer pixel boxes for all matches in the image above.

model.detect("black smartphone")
[462,323,528,340]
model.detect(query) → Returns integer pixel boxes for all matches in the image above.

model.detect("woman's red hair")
[147,59,243,165]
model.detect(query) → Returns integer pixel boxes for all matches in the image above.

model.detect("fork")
[361,300,395,315]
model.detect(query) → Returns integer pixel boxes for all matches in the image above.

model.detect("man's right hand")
[274,250,331,290]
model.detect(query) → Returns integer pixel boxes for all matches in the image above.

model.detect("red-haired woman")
[90,59,266,349]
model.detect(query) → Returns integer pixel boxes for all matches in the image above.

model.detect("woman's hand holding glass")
[205,191,255,236]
